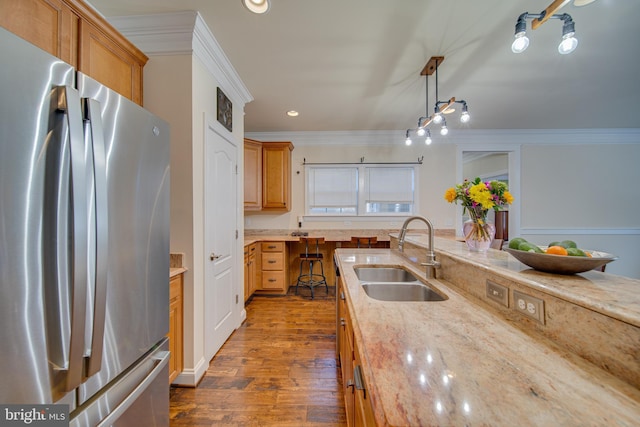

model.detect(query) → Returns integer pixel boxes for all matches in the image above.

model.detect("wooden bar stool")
[295,237,328,299]
[350,236,378,248]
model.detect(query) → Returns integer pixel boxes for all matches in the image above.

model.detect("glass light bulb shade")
[416,127,426,136]
[440,126,448,136]
[460,111,470,123]
[511,32,529,53]
[242,0,270,14]
[405,137,412,146]
[425,136,432,145]
[558,33,578,54]
[433,113,443,124]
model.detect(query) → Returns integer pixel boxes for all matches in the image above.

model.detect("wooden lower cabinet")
[256,241,289,295]
[168,273,184,384]
[353,340,377,426]
[338,276,376,426]
[244,243,257,301]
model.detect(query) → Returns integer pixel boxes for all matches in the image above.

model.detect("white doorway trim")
[455,144,521,241]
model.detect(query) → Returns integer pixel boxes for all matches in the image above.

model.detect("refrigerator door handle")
[69,347,170,427]
[95,350,170,427]
[55,85,89,391]
[83,98,109,377]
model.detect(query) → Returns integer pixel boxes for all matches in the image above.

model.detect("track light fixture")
[512,6,578,55]
[404,56,470,146]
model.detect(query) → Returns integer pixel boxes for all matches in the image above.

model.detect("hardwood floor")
[170,286,346,426]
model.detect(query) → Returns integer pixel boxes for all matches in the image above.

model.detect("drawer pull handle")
[268,260,276,264]
[267,245,276,249]
[268,279,276,282]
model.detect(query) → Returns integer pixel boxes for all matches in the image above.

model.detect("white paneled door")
[204,118,238,362]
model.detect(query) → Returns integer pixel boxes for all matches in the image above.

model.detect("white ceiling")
[89,0,640,133]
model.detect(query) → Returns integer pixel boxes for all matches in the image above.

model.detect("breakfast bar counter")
[334,240,640,426]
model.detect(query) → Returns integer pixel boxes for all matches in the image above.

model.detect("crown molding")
[246,128,640,146]
[108,11,252,105]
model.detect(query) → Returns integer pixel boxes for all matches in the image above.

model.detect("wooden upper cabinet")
[244,139,263,211]
[0,0,147,105]
[244,139,294,212]
[0,0,77,65]
[262,141,294,211]
[77,12,146,105]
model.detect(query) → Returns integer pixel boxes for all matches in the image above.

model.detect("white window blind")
[305,164,417,216]
[365,167,414,203]
[307,167,357,211]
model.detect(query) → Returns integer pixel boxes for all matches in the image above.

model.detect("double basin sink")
[354,266,446,302]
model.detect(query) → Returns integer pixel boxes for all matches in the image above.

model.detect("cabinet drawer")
[262,252,284,270]
[261,271,285,289]
[261,241,284,252]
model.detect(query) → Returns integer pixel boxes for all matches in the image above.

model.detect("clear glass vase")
[463,206,496,252]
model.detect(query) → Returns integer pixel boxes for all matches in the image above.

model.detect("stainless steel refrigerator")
[0,27,171,426]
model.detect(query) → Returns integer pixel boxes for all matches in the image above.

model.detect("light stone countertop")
[169,267,187,278]
[335,245,640,426]
[401,235,640,328]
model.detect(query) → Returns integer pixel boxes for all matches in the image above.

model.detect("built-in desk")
[243,230,399,297]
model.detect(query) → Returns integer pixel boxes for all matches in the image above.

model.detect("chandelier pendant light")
[404,56,470,146]
[512,0,579,54]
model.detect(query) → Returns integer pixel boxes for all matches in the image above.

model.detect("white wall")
[247,130,640,279]
[113,11,251,386]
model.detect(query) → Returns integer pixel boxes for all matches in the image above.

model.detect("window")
[305,164,417,216]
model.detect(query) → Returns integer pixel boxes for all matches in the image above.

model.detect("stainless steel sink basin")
[361,282,446,302]
[354,267,418,282]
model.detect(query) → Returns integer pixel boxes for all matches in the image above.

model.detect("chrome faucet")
[398,215,441,278]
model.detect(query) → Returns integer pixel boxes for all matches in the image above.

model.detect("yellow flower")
[469,183,494,209]
[444,187,457,203]
[504,191,514,205]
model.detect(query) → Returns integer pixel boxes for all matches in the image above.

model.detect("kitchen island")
[334,237,640,426]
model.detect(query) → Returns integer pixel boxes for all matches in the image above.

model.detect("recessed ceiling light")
[241,0,270,14]
[287,110,299,117]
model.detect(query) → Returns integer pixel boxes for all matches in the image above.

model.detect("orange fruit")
[546,245,568,256]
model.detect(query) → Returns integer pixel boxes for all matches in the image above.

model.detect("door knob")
[210,253,221,261]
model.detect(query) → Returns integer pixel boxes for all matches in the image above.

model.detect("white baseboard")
[171,356,208,387]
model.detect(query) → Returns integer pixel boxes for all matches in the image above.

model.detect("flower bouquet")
[444,177,514,251]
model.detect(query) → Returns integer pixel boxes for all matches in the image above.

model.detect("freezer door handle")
[53,85,89,392]
[82,97,109,377]
[68,347,170,427]
[96,350,170,427]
